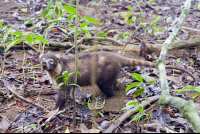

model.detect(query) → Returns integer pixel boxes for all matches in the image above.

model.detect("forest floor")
[1,0,200,133]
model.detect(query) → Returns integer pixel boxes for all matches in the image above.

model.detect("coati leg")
[97,82,115,98]
[54,86,71,110]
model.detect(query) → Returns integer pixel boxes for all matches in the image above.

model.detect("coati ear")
[55,54,60,60]
[39,54,43,59]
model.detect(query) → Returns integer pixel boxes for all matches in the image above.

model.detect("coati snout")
[40,53,60,71]
[39,51,196,111]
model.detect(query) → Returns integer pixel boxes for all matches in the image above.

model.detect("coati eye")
[50,59,53,64]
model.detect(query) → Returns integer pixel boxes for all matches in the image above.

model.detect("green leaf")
[84,17,101,25]
[138,106,143,113]
[77,71,81,75]
[47,0,54,10]
[56,1,63,9]
[162,28,166,31]
[147,81,156,84]
[68,14,76,21]
[63,71,70,79]
[0,21,2,28]
[55,7,63,18]
[82,30,91,37]
[132,114,143,123]
[132,16,137,22]
[127,19,133,26]
[153,26,159,32]
[63,78,68,84]
[80,23,89,29]
[125,82,141,92]
[174,87,200,93]
[192,92,200,99]
[127,6,133,11]
[131,73,143,82]
[97,33,107,37]
[11,31,23,36]
[31,34,49,45]
[70,83,80,87]
[41,9,49,19]
[25,34,35,44]
[153,16,160,22]
[120,105,138,112]
[5,37,22,52]
[57,82,64,89]
[176,58,180,63]
[127,101,139,106]
[63,5,76,14]
[56,76,63,81]
[28,124,37,130]
[125,13,132,19]
[134,88,145,97]
[148,29,152,34]
[47,17,66,24]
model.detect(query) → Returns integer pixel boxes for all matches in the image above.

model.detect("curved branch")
[157,0,200,132]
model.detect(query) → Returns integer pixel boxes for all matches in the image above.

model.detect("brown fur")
[40,51,195,110]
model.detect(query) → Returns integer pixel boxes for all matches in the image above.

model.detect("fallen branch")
[6,85,50,112]
[157,0,200,132]
[104,95,160,133]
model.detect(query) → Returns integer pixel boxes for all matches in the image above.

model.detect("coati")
[40,51,196,110]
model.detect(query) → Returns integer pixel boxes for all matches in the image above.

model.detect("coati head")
[39,53,60,71]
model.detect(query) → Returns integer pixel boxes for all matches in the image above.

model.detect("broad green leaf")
[148,29,152,34]
[82,30,91,37]
[31,34,49,45]
[41,9,49,19]
[132,113,143,123]
[127,6,133,11]
[192,92,200,99]
[80,23,89,29]
[127,19,133,26]
[134,88,145,97]
[63,5,76,14]
[68,14,76,21]
[84,17,101,25]
[127,101,139,106]
[5,37,22,52]
[162,28,166,31]
[67,26,75,28]
[138,106,143,113]
[47,0,54,10]
[63,71,70,79]
[11,31,23,36]
[46,9,54,20]
[132,16,137,22]
[0,21,2,28]
[153,16,160,22]
[25,34,35,44]
[131,73,143,82]
[176,58,180,63]
[125,13,132,19]
[97,33,107,37]
[126,82,141,92]
[153,26,159,32]
[63,78,68,84]
[29,124,37,130]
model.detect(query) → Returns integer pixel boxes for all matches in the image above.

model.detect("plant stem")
[72,0,79,132]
